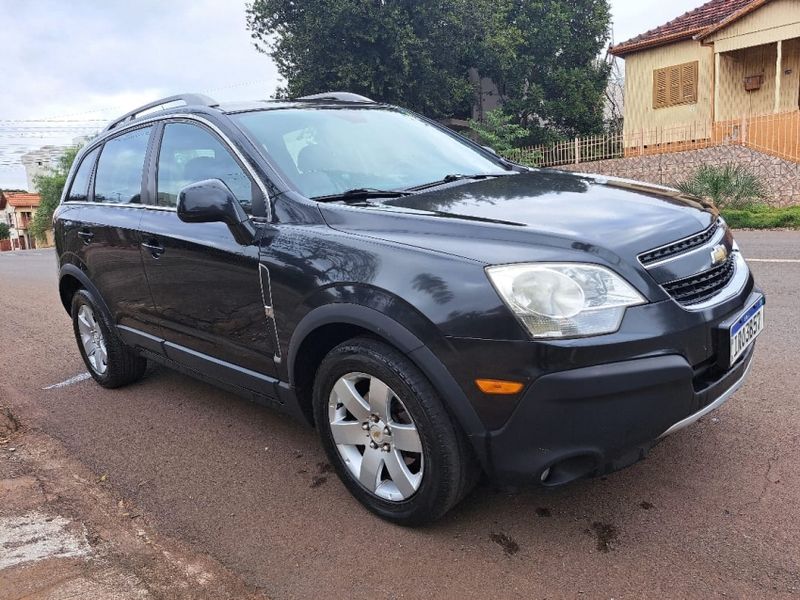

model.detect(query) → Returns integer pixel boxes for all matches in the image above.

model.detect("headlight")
[486,263,646,339]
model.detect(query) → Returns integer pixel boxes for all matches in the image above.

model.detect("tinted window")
[233,108,507,198]
[157,122,253,211]
[94,126,152,204]
[65,147,99,202]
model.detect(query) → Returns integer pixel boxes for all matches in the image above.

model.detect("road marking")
[748,258,800,263]
[42,372,91,390]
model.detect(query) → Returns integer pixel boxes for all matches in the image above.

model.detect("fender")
[58,263,113,323]
[287,302,491,468]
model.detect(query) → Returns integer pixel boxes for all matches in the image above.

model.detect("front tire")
[313,337,478,525]
[71,289,146,389]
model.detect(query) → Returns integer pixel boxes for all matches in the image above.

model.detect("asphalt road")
[1,231,798,599]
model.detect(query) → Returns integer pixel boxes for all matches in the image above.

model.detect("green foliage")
[246,0,478,118]
[502,147,544,168]
[475,0,612,144]
[675,164,766,209]
[246,0,611,138]
[0,222,9,240]
[721,205,800,229]
[468,109,529,154]
[30,146,80,242]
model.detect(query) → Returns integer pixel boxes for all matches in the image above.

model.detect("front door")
[138,121,276,377]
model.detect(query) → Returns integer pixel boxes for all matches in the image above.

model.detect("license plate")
[728,297,765,366]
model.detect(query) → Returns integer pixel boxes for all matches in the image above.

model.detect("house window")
[653,61,698,109]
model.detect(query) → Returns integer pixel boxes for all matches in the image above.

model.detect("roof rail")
[103,93,219,132]
[296,92,375,103]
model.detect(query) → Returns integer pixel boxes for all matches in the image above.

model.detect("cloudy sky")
[0,0,703,189]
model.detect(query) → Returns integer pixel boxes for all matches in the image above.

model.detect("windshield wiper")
[312,188,413,203]
[407,173,513,192]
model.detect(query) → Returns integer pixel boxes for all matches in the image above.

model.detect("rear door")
[60,126,155,331]
[137,119,276,377]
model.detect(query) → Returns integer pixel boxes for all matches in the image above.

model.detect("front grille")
[639,220,719,266]
[663,254,736,306]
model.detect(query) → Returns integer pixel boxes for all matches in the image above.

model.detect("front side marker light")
[475,379,525,395]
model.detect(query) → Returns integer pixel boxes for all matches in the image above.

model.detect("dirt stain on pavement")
[490,532,520,556]
[640,501,654,510]
[590,522,619,553]
[535,507,551,517]
[310,476,327,488]
[0,406,20,439]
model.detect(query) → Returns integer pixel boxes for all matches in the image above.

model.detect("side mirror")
[177,179,255,245]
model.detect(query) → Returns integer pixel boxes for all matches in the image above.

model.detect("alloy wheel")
[77,304,108,375]
[328,372,424,501]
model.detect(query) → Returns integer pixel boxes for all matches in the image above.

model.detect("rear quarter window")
[65,147,99,202]
[94,126,152,204]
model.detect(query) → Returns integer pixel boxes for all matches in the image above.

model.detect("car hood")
[319,170,717,266]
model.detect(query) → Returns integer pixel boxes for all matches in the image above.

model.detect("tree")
[474,0,612,144]
[30,146,80,242]
[246,0,611,138]
[604,52,625,135]
[0,223,9,240]
[246,0,481,118]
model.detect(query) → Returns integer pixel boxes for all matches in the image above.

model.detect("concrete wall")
[555,145,800,206]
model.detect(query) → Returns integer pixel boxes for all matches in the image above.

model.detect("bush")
[675,164,766,209]
[503,147,544,168]
[0,223,9,240]
[721,204,800,229]
[468,109,530,155]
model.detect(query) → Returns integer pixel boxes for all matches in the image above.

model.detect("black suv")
[54,92,764,524]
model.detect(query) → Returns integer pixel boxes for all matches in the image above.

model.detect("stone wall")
[554,145,800,207]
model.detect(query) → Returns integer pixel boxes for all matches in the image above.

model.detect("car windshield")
[232,107,509,199]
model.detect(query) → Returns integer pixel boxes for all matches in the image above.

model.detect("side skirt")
[118,325,307,423]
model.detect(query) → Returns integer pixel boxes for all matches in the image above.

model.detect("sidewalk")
[0,405,269,600]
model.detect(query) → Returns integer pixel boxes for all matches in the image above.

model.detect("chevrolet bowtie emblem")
[710,244,728,266]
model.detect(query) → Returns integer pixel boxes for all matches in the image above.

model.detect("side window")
[65,147,99,202]
[94,126,152,204]
[157,122,253,212]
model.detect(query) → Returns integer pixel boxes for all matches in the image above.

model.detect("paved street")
[1,231,798,599]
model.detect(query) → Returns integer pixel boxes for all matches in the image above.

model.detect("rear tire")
[71,289,146,389]
[313,337,478,525]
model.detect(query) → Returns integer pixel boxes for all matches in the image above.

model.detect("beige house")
[611,0,800,158]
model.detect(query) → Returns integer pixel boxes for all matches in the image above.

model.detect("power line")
[14,78,276,122]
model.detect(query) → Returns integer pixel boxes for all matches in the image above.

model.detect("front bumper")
[476,289,762,486]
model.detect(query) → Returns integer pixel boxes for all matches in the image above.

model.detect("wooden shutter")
[680,61,698,103]
[668,66,682,105]
[653,61,699,109]
[653,68,668,109]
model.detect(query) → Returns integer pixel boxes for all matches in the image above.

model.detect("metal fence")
[507,110,800,168]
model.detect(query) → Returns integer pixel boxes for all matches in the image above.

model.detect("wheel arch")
[287,303,490,468]
[58,264,112,322]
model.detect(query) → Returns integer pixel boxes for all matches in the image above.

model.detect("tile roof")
[610,0,766,56]
[1,192,41,208]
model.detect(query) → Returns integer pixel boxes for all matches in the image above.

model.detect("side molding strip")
[258,263,282,363]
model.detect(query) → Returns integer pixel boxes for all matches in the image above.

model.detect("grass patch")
[721,204,800,229]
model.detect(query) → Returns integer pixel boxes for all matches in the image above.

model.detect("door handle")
[77,229,94,245]
[141,240,165,258]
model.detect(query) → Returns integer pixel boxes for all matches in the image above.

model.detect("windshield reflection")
[234,107,508,199]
